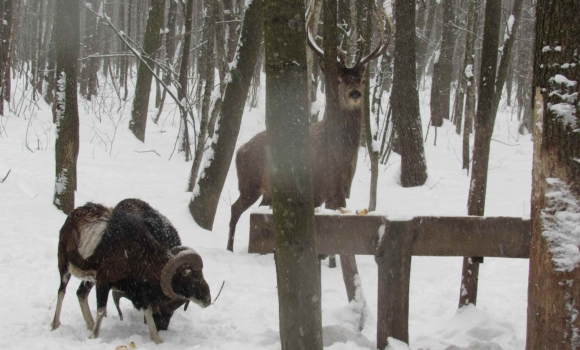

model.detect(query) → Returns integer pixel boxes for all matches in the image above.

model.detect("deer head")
[307,10,392,111]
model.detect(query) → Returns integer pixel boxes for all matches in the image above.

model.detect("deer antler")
[358,9,392,67]
[307,26,325,58]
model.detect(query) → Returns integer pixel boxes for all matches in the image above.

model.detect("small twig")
[1,170,11,183]
[134,150,161,157]
[491,138,520,146]
[429,177,444,190]
[211,281,226,305]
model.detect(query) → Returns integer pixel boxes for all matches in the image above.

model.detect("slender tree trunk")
[0,0,5,115]
[129,0,166,142]
[391,0,427,187]
[53,0,80,215]
[188,0,263,229]
[362,0,377,212]
[263,0,322,347]
[2,0,14,104]
[527,1,580,347]
[460,0,502,308]
[430,0,455,127]
[456,0,478,138]
[306,0,322,123]
[416,0,437,84]
[189,0,216,184]
[177,0,194,163]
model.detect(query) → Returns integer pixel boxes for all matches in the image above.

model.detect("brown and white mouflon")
[50,201,211,344]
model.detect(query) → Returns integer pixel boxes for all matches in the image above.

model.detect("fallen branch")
[1,169,11,183]
[134,150,161,157]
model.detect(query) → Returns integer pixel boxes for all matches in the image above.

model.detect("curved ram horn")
[160,247,203,300]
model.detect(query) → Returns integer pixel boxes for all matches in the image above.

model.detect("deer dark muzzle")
[349,90,362,100]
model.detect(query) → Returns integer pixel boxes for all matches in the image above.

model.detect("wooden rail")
[248,212,531,348]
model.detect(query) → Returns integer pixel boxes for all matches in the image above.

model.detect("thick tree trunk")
[53,0,80,215]
[391,0,427,187]
[129,0,166,142]
[526,0,580,348]
[460,0,502,308]
[263,0,322,347]
[188,0,263,230]
[430,0,455,127]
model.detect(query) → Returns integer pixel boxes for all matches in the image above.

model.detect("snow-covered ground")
[0,78,532,350]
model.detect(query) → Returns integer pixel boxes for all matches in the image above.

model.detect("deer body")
[227,12,391,252]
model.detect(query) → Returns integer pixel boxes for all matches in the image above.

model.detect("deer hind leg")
[77,281,95,330]
[228,189,263,252]
[51,270,71,330]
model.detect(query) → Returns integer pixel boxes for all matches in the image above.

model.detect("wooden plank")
[376,221,413,348]
[249,213,530,258]
[411,216,531,258]
[249,213,385,255]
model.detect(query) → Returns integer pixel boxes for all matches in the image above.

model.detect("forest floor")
[0,78,532,350]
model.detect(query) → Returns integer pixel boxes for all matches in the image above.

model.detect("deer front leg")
[144,306,164,344]
[89,283,110,340]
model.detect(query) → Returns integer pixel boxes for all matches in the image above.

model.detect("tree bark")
[430,0,455,127]
[53,0,80,215]
[460,0,502,308]
[188,0,263,230]
[129,0,166,142]
[263,0,323,347]
[391,0,427,187]
[526,0,580,348]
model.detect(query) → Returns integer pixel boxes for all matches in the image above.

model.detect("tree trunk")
[526,0,580,348]
[188,0,215,183]
[430,0,455,127]
[129,0,166,142]
[0,0,5,114]
[178,0,195,162]
[2,0,13,104]
[460,0,502,308]
[188,0,263,230]
[391,0,427,188]
[263,0,323,347]
[53,0,80,215]
[416,0,437,84]
[362,0,377,212]
[456,0,478,140]
[306,0,322,123]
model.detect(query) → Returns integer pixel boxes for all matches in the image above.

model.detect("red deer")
[227,12,392,252]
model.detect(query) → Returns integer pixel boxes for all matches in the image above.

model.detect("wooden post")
[340,254,358,301]
[376,221,413,348]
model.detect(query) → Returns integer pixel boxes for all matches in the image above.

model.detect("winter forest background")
[0,0,579,349]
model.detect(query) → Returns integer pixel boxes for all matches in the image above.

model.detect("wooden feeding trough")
[248,211,530,349]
